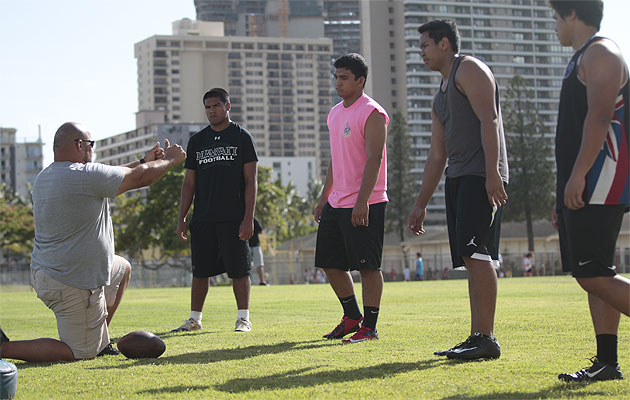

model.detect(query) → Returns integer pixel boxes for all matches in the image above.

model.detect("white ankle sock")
[190,311,202,321]
[237,309,249,320]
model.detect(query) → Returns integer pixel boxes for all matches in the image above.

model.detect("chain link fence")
[2,248,629,288]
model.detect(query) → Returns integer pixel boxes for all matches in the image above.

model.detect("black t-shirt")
[185,122,258,223]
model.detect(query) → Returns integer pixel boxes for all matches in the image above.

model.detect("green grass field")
[1,276,628,399]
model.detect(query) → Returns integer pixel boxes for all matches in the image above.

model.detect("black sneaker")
[97,341,120,357]
[446,332,501,360]
[434,335,473,356]
[558,357,624,382]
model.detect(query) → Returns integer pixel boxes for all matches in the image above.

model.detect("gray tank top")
[433,55,509,183]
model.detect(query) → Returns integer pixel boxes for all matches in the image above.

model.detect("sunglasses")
[74,138,95,148]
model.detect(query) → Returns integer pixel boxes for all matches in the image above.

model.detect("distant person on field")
[314,53,389,343]
[415,252,424,281]
[0,122,185,362]
[549,0,630,383]
[523,252,533,277]
[173,88,258,334]
[407,19,509,361]
[403,266,411,281]
[249,217,269,286]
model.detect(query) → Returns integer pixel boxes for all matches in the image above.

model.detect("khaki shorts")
[31,255,129,359]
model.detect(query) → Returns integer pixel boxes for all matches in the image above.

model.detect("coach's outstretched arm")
[116,139,186,196]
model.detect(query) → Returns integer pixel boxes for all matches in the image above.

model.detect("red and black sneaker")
[342,326,379,343]
[323,316,363,339]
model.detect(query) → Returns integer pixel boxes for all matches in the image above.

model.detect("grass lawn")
[0,276,628,399]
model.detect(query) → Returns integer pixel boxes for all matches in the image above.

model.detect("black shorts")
[315,202,386,271]
[557,205,625,278]
[445,176,504,268]
[189,221,251,278]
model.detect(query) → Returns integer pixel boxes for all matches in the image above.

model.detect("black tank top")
[555,36,630,209]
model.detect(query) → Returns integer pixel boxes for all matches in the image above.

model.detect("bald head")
[53,122,94,163]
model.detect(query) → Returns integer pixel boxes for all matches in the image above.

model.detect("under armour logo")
[467,236,477,247]
[215,136,221,140]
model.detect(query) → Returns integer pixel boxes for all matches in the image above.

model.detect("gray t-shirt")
[30,162,125,289]
[433,55,509,183]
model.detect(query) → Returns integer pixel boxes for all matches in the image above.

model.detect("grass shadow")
[439,382,610,400]
[89,339,337,370]
[209,359,445,393]
[137,385,214,396]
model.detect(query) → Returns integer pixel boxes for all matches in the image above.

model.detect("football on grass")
[116,330,166,359]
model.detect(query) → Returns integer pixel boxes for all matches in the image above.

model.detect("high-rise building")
[363,0,572,223]
[195,0,240,35]
[134,19,333,178]
[323,0,361,58]
[0,127,44,200]
[195,0,360,55]
[195,0,325,38]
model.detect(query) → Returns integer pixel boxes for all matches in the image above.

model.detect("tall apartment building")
[362,0,572,223]
[195,0,324,38]
[195,0,360,56]
[0,127,44,200]
[323,0,361,58]
[134,19,333,177]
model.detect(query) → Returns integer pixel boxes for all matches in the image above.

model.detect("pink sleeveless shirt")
[327,93,389,208]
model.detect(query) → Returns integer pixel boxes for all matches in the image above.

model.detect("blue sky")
[1,0,628,166]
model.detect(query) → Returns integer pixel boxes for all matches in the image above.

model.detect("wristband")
[140,158,146,164]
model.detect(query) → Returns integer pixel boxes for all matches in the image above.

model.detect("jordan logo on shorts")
[467,236,477,247]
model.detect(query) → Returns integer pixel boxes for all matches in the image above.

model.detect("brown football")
[116,330,166,359]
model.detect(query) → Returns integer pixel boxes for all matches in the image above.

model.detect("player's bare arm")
[239,161,257,241]
[352,110,387,227]
[313,161,333,223]
[177,169,196,242]
[564,39,627,210]
[408,107,447,236]
[456,58,507,208]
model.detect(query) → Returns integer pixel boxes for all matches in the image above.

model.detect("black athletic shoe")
[558,357,624,382]
[446,332,501,360]
[97,341,120,357]
[434,335,474,356]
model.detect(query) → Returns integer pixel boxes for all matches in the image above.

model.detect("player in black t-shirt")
[172,88,258,333]
[550,0,629,383]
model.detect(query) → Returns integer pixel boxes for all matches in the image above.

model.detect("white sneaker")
[234,318,252,332]
[171,318,202,332]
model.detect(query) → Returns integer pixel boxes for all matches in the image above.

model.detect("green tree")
[386,110,418,241]
[255,166,288,242]
[111,193,146,259]
[0,184,34,256]
[112,164,188,260]
[502,75,555,251]
[255,167,319,244]
[281,182,317,242]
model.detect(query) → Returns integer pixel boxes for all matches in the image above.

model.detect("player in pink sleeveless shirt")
[313,53,389,343]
